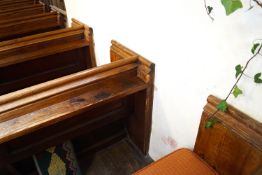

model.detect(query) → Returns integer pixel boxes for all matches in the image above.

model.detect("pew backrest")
[194,95,262,175]
[0,4,46,21]
[0,19,96,94]
[0,12,64,41]
[0,0,37,11]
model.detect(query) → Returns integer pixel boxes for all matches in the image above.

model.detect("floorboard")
[78,139,153,175]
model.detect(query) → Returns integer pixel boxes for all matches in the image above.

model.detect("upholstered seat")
[133,148,218,175]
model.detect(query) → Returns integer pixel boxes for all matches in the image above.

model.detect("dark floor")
[79,139,153,175]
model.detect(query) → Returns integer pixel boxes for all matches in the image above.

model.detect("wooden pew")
[0,0,37,11]
[194,95,262,175]
[0,12,64,41]
[0,0,36,6]
[0,19,96,95]
[0,41,155,174]
[0,4,46,21]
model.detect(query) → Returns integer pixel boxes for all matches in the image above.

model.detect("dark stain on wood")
[120,79,134,88]
[95,91,111,100]
[69,97,86,105]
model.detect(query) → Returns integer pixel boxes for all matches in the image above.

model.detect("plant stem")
[208,44,262,119]
[253,0,262,8]
[204,0,214,21]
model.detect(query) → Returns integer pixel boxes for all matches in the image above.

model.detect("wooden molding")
[204,95,262,150]
[110,40,154,83]
[194,95,262,175]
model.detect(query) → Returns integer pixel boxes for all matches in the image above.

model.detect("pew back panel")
[194,95,262,175]
[0,12,64,41]
[0,19,96,95]
[0,4,46,20]
[0,0,36,6]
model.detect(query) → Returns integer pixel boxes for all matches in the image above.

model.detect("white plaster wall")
[64,0,262,160]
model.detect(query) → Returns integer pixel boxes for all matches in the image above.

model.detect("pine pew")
[0,12,64,41]
[0,41,155,174]
[0,4,46,21]
[0,19,96,95]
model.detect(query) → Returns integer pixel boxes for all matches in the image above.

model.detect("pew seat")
[133,149,218,175]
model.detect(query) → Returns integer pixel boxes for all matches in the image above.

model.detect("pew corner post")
[57,13,66,28]
[71,18,97,67]
[109,40,155,155]
[86,26,97,67]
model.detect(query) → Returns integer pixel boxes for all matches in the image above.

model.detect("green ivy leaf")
[254,73,262,83]
[207,6,213,14]
[221,0,243,15]
[235,64,242,78]
[205,117,218,128]
[251,43,260,54]
[232,86,243,98]
[216,100,228,112]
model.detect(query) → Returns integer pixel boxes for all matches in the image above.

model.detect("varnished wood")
[0,4,46,21]
[0,41,155,171]
[0,0,36,7]
[0,12,64,41]
[194,95,262,175]
[0,60,141,141]
[0,19,97,94]
[110,40,155,154]
[0,0,36,11]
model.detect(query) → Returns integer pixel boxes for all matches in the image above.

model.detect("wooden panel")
[194,95,262,175]
[1,100,129,165]
[0,48,90,94]
[0,19,96,95]
[0,4,45,20]
[0,2,35,11]
[110,40,155,154]
[0,0,35,7]
[0,12,64,41]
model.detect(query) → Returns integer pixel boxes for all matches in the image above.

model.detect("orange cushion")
[133,148,218,175]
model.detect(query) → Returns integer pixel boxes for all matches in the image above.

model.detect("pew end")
[0,40,155,174]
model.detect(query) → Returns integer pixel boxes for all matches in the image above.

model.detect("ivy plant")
[203,0,262,128]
